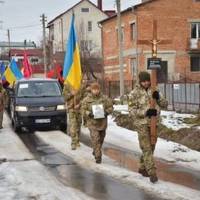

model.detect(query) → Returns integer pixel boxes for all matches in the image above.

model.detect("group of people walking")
[63,71,168,183]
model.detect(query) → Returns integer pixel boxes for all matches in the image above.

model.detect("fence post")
[164,82,167,98]
[199,83,200,112]
[172,83,175,111]
[185,81,187,113]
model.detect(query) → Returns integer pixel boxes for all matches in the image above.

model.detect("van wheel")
[14,123,21,133]
[12,117,22,134]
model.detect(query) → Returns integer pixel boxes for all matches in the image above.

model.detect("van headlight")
[57,105,65,110]
[15,106,28,112]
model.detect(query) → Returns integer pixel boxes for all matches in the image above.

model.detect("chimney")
[97,0,102,10]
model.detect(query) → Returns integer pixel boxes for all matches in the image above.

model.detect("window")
[130,23,136,41]
[30,57,39,64]
[88,21,92,32]
[190,56,200,71]
[81,8,89,12]
[17,81,61,97]
[191,23,200,39]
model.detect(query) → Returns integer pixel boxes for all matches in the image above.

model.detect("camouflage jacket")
[62,84,86,112]
[81,93,113,130]
[0,87,7,111]
[128,84,168,126]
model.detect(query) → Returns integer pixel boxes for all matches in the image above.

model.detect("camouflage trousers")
[136,125,157,176]
[0,110,3,128]
[89,129,106,160]
[68,110,82,146]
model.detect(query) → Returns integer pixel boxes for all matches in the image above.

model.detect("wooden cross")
[138,20,171,145]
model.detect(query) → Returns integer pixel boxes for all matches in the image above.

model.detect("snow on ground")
[36,130,200,200]
[0,161,94,200]
[0,114,33,161]
[160,110,196,130]
[0,113,94,200]
[83,116,200,171]
[114,104,197,131]
[112,105,200,170]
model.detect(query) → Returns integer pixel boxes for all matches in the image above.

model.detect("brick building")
[100,0,200,83]
[9,49,44,75]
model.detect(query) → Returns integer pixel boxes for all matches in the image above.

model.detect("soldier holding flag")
[62,14,82,150]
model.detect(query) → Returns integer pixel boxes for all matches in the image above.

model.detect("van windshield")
[17,81,61,97]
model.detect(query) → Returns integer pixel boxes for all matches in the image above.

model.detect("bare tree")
[76,20,103,80]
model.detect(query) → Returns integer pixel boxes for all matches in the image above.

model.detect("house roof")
[9,49,43,57]
[99,0,156,24]
[47,0,114,27]
[104,10,116,17]
[0,41,36,48]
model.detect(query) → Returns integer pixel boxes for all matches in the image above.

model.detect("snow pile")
[160,111,195,130]
[113,104,197,131]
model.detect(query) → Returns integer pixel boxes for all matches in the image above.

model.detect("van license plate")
[35,119,51,123]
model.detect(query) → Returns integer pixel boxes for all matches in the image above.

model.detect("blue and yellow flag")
[0,62,6,81]
[10,58,23,80]
[63,14,82,90]
[4,66,17,85]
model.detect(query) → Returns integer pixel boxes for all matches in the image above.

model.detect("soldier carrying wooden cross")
[128,20,169,183]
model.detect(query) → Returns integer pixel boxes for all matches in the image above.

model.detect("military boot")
[95,157,102,164]
[71,143,76,150]
[76,142,81,148]
[138,168,149,177]
[149,174,158,183]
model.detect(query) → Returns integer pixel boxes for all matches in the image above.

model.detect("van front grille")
[28,106,56,112]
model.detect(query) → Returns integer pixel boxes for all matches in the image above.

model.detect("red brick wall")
[102,0,200,82]
[102,12,136,81]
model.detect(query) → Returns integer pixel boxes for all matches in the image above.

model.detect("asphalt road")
[18,131,163,200]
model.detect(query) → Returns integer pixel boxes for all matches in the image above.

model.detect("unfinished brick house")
[100,0,200,84]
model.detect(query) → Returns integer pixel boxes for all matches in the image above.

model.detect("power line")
[8,24,41,30]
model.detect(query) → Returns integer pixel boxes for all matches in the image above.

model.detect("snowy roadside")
[113,105,197,130]
[36,130,200,200]
[111,105,200,171]
[0,113,94,200]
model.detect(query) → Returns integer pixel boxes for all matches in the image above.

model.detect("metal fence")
[159,83,200,113]
[105,80,200,113]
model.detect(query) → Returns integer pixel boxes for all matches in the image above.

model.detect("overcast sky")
[0,0,141,44]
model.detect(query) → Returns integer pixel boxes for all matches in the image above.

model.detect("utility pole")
[0,1,4,31]
[7,29,11,51]
[116,0,124,96]
[40,14,47,77]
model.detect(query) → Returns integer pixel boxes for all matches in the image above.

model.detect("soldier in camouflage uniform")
[81,82,113,163]
[128,71,168,183]
[0,82,8,129]
[63,83,82,150]
[81,80,91,127]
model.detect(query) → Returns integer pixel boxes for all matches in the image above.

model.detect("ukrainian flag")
[4,66,17,85]
[10,59,23,80]
[63,14,82,90]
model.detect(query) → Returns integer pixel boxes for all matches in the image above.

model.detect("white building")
[47,0,114,57]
